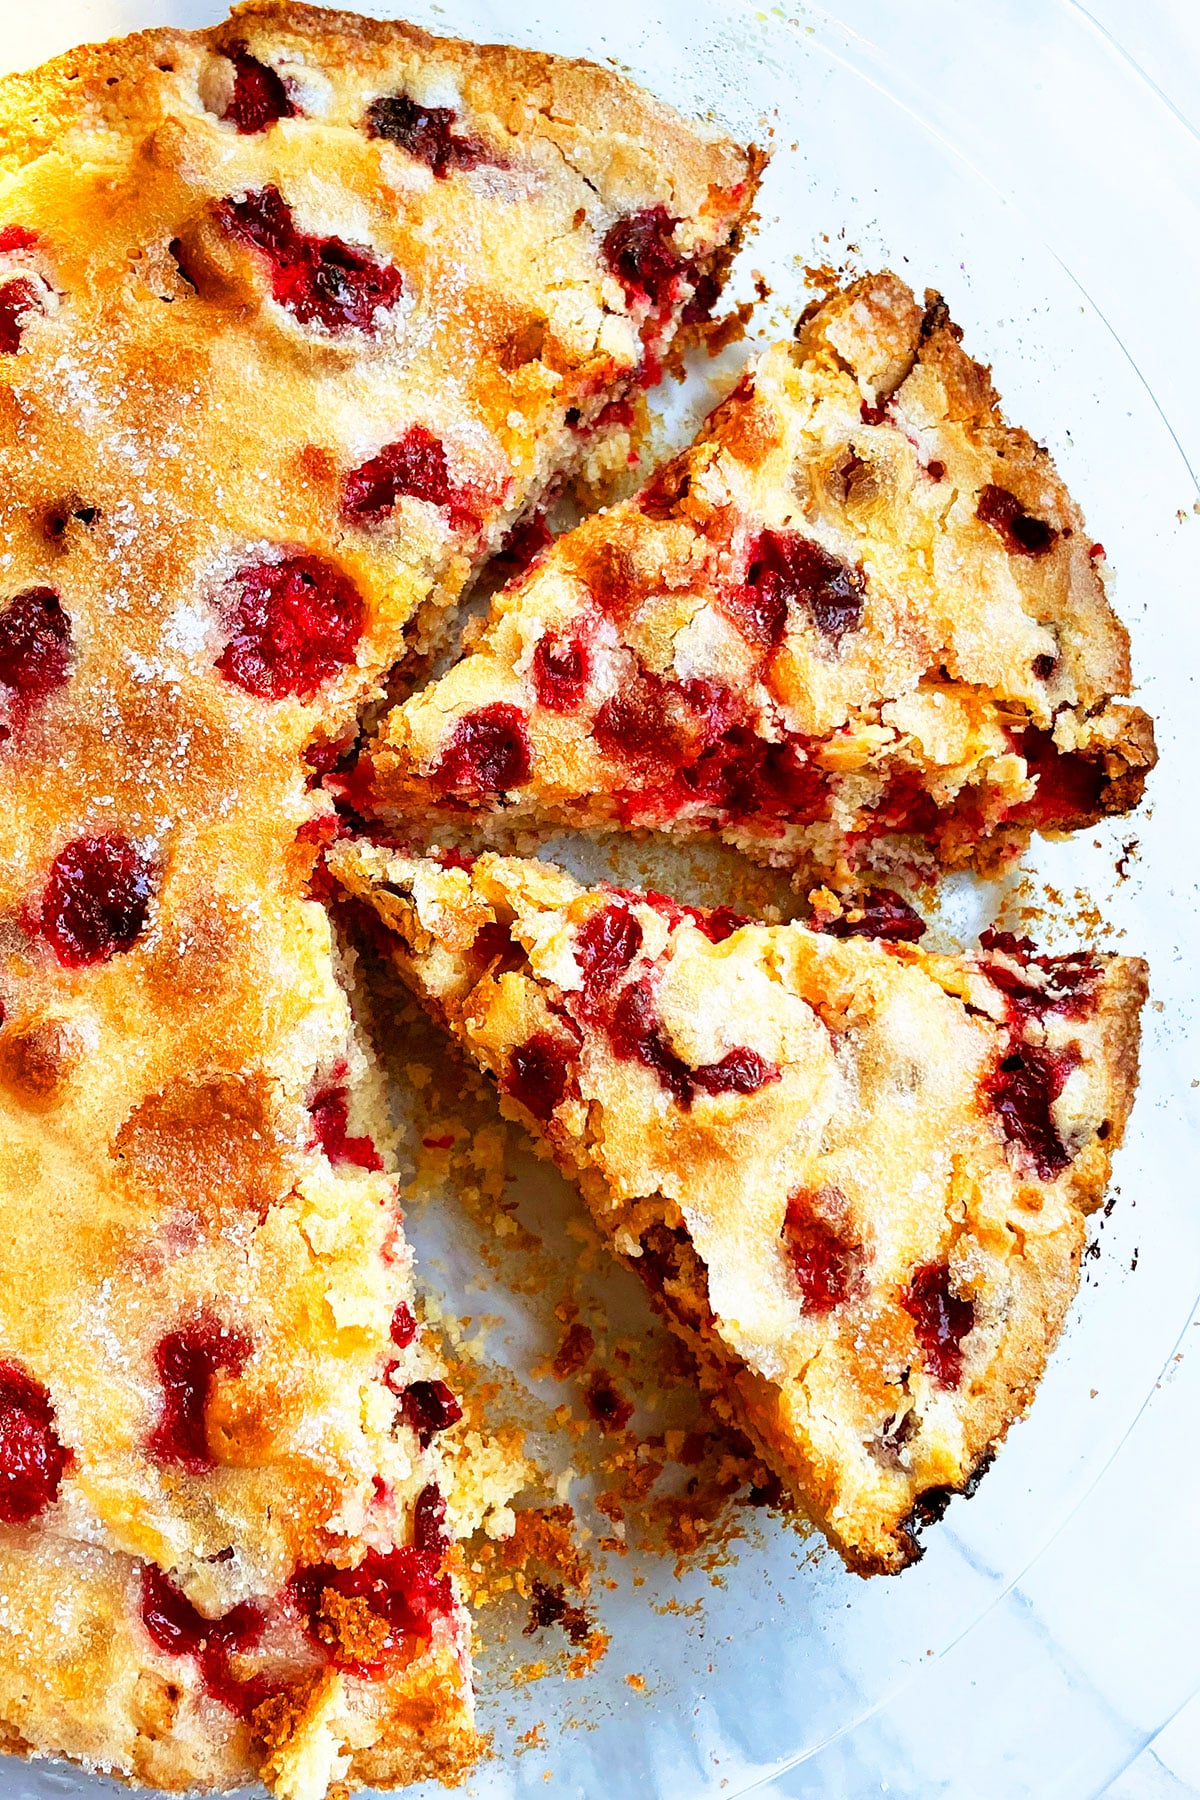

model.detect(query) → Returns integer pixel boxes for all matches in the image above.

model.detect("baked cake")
[360,273,1155,884]
[331,842,1146,1575]
[0,5,757,1792]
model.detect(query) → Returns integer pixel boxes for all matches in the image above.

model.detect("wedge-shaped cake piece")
[0,5,755,1792]
[363,273,1155,881]
[332,841,1146,1575]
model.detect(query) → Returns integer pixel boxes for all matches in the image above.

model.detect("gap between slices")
[0,4,761,1794]
[357,271,1155,888]
[329,842,1147,1576]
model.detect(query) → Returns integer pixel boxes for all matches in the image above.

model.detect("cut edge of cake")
[329,838,1147,1576]
[357,270,1155,886]
[0,4,761,1792]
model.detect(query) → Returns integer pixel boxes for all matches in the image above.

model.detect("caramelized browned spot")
[113,1072,295,1219]
[249,1673,324,1753]
[717,396,780,467]
[0,1016,81,1106]
[316,1587,391,1663]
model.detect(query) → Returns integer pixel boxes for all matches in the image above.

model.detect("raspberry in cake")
[361,273,1155,881]
[0,4,758,1792]
[330,841,1146,1576]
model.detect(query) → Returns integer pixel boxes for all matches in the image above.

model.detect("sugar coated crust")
[366,272,1155,882]
[333,841,1146,1575]
[0,5,757,1792]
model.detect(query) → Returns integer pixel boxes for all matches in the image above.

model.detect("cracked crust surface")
[333,842,1146,1575]
[0,5,757,1791]
[364,271,1155,883]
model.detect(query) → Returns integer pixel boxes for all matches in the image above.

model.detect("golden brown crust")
[333,842,1146,1576]
[365,271,1155,882]
[0,6,757,1792]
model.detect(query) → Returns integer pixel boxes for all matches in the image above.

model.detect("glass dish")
[4,3,1198,1795]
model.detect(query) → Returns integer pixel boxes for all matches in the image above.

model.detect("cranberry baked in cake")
[331,843,1146,1575]
[362,273,1155,884]
[0,4,757,1792]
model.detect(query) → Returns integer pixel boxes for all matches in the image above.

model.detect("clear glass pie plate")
[5,2,1199,1797]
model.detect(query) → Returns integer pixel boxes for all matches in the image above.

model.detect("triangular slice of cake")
[331,841,1145,1575]
[0,5,757,1793]
[361,273,1155,883]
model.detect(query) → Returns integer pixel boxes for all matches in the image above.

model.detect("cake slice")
[331,841,1146,1575]
[0,6,756,1793]
[361,273,1155,883]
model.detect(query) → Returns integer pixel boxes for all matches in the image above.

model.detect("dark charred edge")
[1096,760,1153,820]
[917,288,960,346]
[893,1447,998,1571]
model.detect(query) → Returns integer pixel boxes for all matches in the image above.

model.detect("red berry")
[309,1084,384,1172]
[216,553,364,701]
[412,1482,449,1554]
[290,1544,453,1672]
[0,278,44,355]
[140,1565,274,1718]
[0,1361,67,1524]
[594,668,728,779]
[342,426,482,532]
[0,586,72,733]
[602,206,686,309]
[902,1262,975,1388]
[691,1047,780,1098]
[678,726,830,827]
[494,511,553,581]
[815,888,926,943]
[1006,728,1106,830]
[781,1190,861,1313]
[506,1029,580,1122]
[148,1316,252,1473]
[982,1041,1078,1177]
[390,1302,418,1348]
[606,979,695,1107]
[977,930,1099,1025]
[739,530,865,646]
[221,50,297,133]
[532,630,590,712]
[431,703,531,796]
[720,575,788,650]
[696,905,748,943]
[0,227,38,254]
[399,1379,462,1447]
[39,835,153,968]
[365,93,489,177]
[215,185,403,334]
[977,484,1058,557]
[865,766,941,838]
[574,904,643,1002]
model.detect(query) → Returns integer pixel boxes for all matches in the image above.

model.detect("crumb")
[584,1369,634,1434]
[566,1630,611,1678]
[523,1577,594,1647]
[552,1322,595,1380]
